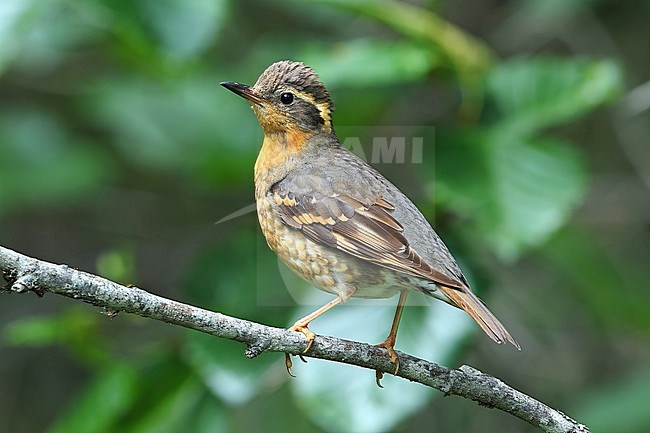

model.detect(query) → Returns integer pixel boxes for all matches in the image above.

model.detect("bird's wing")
[271,166,520,349]
[270,182,465,290]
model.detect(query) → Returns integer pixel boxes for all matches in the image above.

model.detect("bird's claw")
[291,324,316,353]
[375,370,384,388]
[285,353,296,377]
[285,323,316,377]
[376,339,400,374]
[375,338,400,387]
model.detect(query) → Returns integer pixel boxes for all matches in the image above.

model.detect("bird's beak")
[220,81,265,106]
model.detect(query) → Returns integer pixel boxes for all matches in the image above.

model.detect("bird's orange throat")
[254,128,313,184]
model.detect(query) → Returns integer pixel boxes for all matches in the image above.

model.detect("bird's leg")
[375,290,408,387]
[288,297,345,352]
[285,294,348,376]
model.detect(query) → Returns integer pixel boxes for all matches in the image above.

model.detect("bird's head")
[221,61,333,136]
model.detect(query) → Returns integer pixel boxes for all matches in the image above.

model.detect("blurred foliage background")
[1,0,649,432]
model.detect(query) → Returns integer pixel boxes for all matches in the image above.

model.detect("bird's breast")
[254,130,312,191]
[256,195,403,299]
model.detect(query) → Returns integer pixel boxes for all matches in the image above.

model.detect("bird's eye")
[280,92,294,105]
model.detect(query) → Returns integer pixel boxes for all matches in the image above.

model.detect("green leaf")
[106,354,202,433]
[513,0,598,25]
[0,108,114,216]
[88,73,258,185]
[290,291,474,433]
[3,308,109,364]
[573,367,650,433]
[120,376,203,433]
[300,39,438,87]
[485,134,587,259]
[183,228,295,319]
[543,227,650,332]
[179,393,227,433]
[96,244,137,284]
[302,0,493,76]
[47,364,138,433]
[0,0,36,74]
[434,130,587,260]
[4,310,91,347]
[184,335,269,405]
[138,0,228,60]
[0,0,108,74]
[487,57,624,136]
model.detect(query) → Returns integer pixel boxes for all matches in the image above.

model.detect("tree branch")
[0,246,588,433]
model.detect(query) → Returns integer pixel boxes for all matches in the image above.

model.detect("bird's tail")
[439,286,520,350]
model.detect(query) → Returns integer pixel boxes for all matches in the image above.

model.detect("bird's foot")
[289,322,316,353]
[374,337,400,387]
[285,322,316,377]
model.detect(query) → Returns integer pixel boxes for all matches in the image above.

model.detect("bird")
[221,60,519,382]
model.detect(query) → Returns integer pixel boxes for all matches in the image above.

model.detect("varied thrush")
[221,61,519,381]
